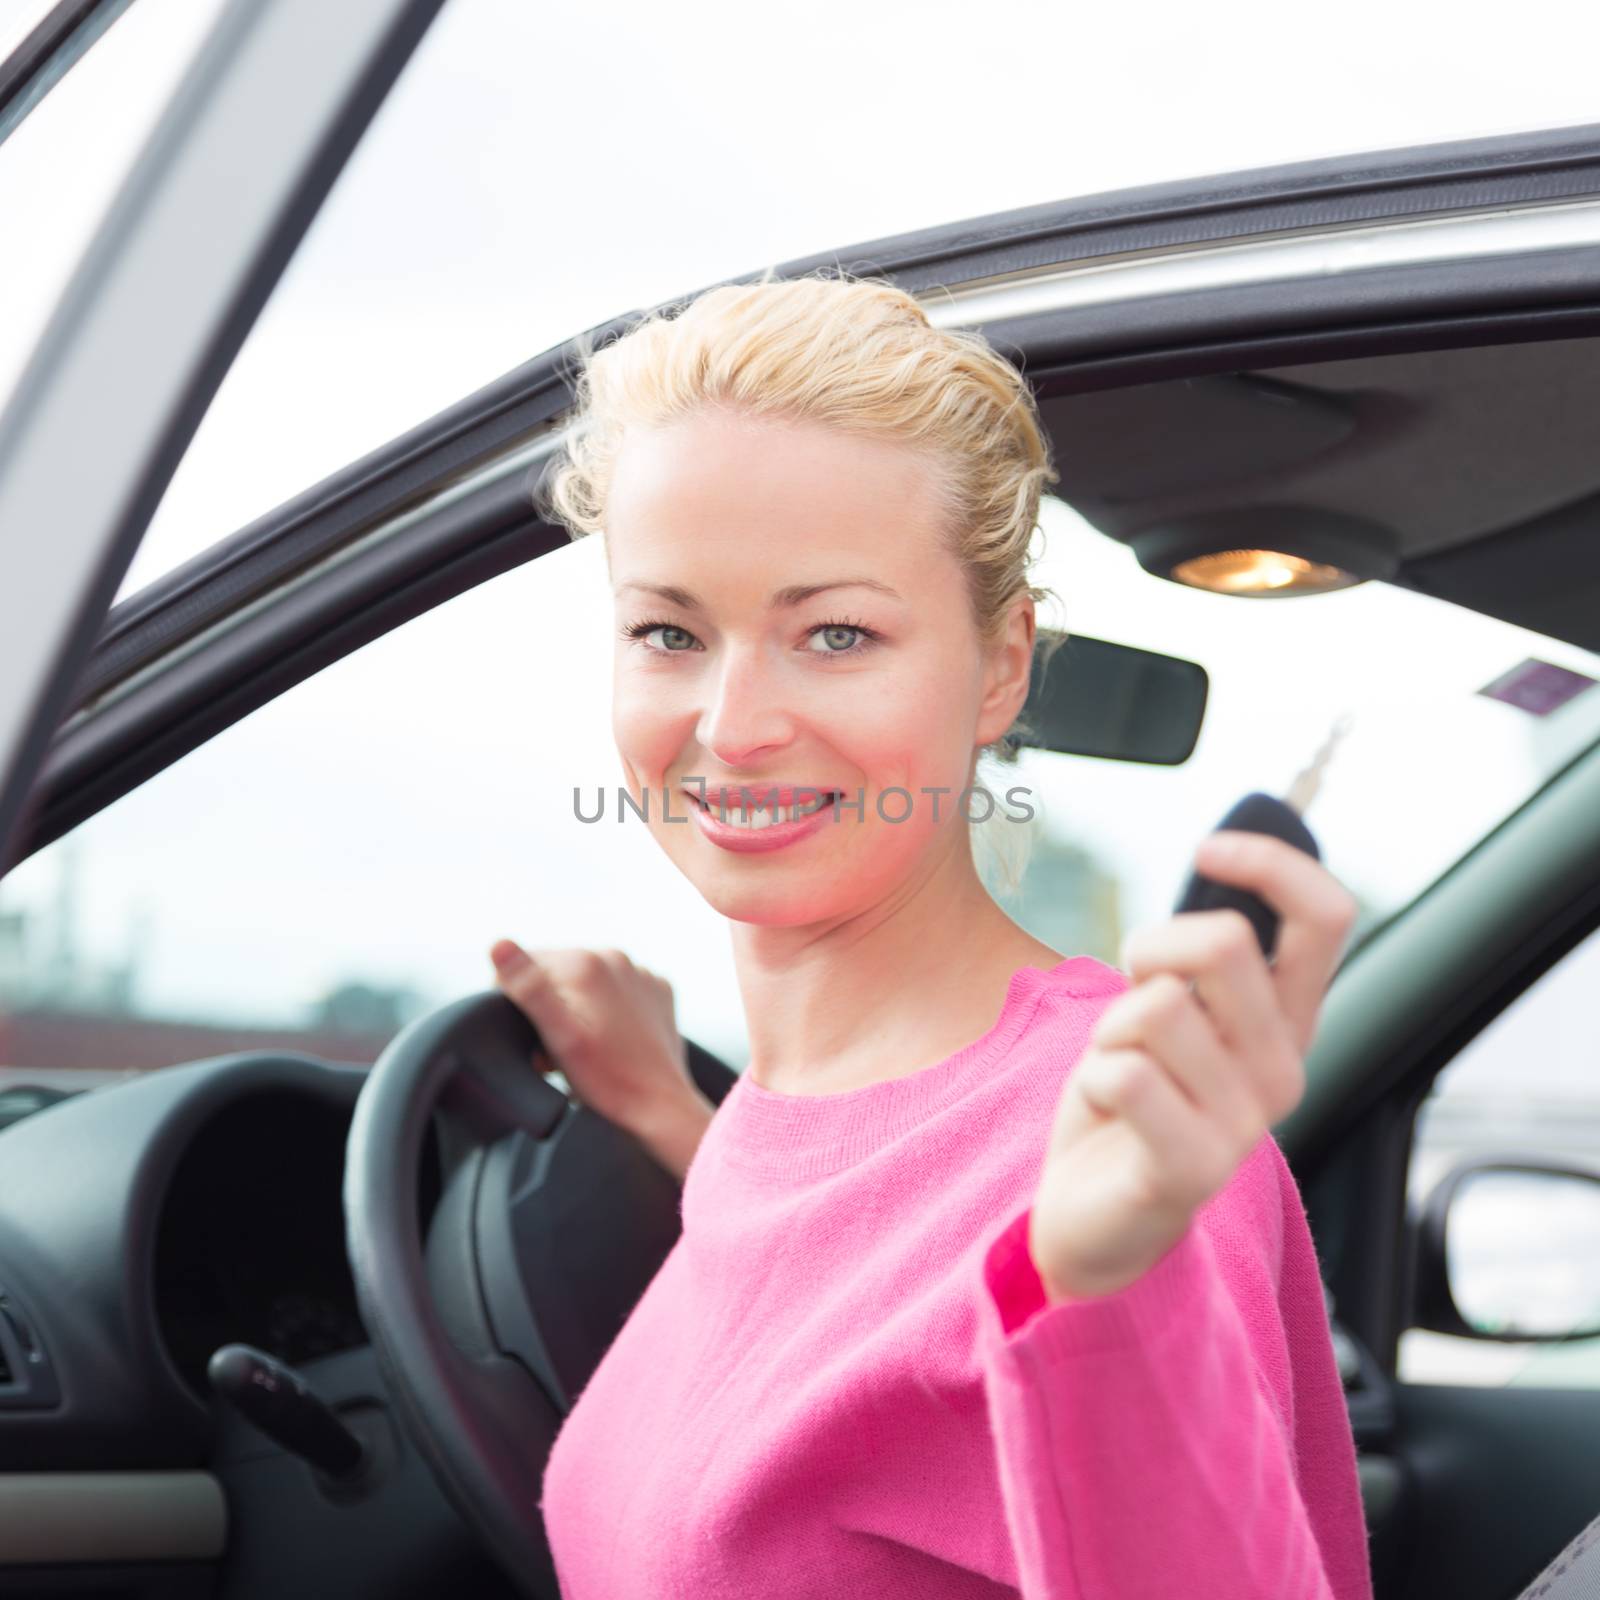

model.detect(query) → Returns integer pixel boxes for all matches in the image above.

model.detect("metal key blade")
[1285,711,1354,817]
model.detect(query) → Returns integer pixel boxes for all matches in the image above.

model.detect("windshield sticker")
[1478,658,1599,717]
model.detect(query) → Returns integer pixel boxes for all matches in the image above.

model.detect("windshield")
[1012,504,1600,947]
[3,492,1596,1090]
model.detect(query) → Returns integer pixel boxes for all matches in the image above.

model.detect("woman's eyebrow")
[771,578,903,607]
[616,578,903,608]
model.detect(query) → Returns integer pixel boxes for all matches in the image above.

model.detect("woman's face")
[606,405,1032,929]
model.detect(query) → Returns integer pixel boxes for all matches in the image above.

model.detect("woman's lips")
[683,788,838,854]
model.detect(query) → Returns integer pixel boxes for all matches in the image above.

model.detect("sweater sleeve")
[974,1163,1360,1600]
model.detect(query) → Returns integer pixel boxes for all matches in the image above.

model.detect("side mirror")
[1011,632,1208,766]
[1411,1157,1600,1341]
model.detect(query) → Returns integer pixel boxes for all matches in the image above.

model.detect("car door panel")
[1386,1383,1600,1600]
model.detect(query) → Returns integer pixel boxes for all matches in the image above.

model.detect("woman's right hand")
[487,939,715,1181]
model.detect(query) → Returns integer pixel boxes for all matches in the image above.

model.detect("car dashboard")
[152,1091,368,1395]
[0,1052,510,1599]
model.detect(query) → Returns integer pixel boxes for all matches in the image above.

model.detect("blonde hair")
[535,266,1067,893]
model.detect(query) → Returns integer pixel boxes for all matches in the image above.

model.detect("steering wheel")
[343,989,736,1597]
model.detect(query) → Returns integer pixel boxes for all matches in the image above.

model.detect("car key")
[1172,713,1351,964]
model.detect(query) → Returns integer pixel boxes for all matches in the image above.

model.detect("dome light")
[1127,507,1399,597]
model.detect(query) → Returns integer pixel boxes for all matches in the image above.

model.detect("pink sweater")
[539,955,1375,1598]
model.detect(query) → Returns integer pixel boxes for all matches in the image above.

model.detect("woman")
[486,271,1373,1599]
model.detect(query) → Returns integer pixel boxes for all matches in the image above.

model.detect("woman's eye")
[807,624,866,654]
[645,624,697,652]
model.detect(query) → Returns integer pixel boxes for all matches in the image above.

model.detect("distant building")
[0,1008,398,1083]
[0,853,429,1081]
[983,825,1124,965]
[309,980,428,1038]
[0,846,140,1016]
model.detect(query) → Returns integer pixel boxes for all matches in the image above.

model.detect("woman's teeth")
[701,793,833,828]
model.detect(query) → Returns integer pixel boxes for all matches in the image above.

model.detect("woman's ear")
[974,596,1036,749]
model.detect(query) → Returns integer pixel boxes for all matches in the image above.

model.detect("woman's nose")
[697,647,793,768]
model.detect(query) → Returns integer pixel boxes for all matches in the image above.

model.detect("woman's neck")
[732,841,1065,1096]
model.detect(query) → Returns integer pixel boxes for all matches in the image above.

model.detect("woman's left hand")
[1028,830,1360,1304]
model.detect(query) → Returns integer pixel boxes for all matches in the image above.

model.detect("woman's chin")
[674,857,863,927]
[698,881,846,928]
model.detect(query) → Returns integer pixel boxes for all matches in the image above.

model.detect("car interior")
[8,7,1600,1598]
[6,322,1600,1597]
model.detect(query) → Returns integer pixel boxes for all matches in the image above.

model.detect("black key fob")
[1173,791,1320,964]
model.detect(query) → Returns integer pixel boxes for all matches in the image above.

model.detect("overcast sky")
[6,0,1600,1070]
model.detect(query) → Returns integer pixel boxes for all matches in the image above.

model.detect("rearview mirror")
[1411,1157,1600,1341]
[1011,633,1208,765]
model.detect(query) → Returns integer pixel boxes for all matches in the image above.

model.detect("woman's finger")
[1121,907,1292,1120]
[1090,972,1261,1150]
[489,940,578,1064]
[1192,832,1359,1052]
[1073,1046,1229,1211]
